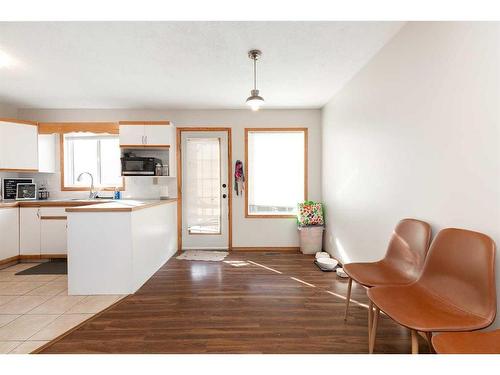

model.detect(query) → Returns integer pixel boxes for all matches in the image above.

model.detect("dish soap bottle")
[114,187,121,200]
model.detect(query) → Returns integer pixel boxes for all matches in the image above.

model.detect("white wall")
[322,22,500,326]
[0,103,17,118]
[18,108,322,248]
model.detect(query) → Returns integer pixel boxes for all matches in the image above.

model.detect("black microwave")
[121,156,162,176]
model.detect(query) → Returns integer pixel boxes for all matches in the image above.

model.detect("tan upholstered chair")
[343,219,432,326]
[368,228,497,354]
[432,329,500,354]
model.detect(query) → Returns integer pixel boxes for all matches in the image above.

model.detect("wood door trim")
[176,127,232,251]
[244,127,308,218]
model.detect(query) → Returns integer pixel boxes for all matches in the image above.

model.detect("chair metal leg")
[344,277,353,321]
[369,305,380,354]
[411,330,419,354]
[425,332,434,353]
[368,299,373,343]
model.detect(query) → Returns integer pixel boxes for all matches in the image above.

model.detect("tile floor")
[0,262,126,354]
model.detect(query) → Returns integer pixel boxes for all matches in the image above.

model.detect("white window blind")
[247,130,305,215]
[64,133,122,188]
[185,137,221,234]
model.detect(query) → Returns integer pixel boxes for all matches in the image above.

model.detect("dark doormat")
[16,260,67,275]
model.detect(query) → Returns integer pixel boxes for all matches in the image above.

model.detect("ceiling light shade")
[246,89,264,111]
[246,49,264,111]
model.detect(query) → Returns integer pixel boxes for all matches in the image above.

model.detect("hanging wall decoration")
[234,160,245,196]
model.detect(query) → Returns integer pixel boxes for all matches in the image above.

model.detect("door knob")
[222,194,227,198]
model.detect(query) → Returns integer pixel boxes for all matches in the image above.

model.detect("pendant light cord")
[253,57,257,91]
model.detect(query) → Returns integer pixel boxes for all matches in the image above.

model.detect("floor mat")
[176,250,229,262]
[15,260,67,275]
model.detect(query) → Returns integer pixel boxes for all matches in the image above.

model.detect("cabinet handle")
[145,135,148,144]
[36,209,40,219]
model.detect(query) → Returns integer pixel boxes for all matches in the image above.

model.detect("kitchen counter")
[0,199,114,208]
[66,197,177,295]
[65,199,176,212]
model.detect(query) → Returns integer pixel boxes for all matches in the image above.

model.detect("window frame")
[60,132,124,192]
[244,127,308,219]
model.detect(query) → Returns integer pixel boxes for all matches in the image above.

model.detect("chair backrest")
[420,228,496,320]
[383,218,432,281]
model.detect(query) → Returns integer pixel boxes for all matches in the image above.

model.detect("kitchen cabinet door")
[144,125,171,146]
[119,125,145,146]
[0,121,38,171]
[38,134,57,173]
[19,207,41,255]
[41,219,67,255]
[0,207,19,260]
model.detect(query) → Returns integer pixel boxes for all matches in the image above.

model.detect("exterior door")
[181,131,229,249]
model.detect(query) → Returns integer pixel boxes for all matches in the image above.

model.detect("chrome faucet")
[77,172,98,199]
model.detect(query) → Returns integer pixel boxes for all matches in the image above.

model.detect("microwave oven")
[121,156,162,176]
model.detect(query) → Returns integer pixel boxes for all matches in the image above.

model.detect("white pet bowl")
[316,257,338,270]
[315,252,330,259]
[336,267,349,278]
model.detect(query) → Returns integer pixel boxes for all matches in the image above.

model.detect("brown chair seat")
[432,329,500,354]
[367,228,496,354]
[368,284,493,332]
[344,261,417,287]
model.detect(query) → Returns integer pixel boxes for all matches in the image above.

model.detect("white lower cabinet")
[41,219,67,255]
[19,207,41,255]
[20,207,68,256]
[0,207,19,260]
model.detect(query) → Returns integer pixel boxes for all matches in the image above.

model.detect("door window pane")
[185,137,221,234]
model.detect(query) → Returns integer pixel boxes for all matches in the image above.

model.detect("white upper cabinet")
[144,125,171,145]
[119,125,146,146]
[119,122,173,146]
[38,133,57,173]
[0,120,39,171]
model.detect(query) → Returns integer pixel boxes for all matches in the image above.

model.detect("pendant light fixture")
[246,49,264,111]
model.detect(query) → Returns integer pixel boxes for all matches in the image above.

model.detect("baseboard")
[1,254,68,265]
[0,255,20,268]
[231,246,300,252]
[19,254,67,260]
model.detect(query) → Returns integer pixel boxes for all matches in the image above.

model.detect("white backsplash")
[1,171,176,201]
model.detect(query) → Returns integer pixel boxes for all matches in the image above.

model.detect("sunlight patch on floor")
[246,260,282,274]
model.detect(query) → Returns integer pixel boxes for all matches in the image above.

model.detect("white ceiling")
[0,22,404,109]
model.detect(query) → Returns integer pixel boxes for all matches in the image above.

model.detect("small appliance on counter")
[121,153,163,176]
[16,183,37,200]
[2,178,33,200]
[38,186,50,200]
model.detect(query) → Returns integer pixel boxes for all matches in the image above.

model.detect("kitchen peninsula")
[66,199,177,295]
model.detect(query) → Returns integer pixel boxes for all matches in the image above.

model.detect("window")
[185,137,221,234]
[245,128,307,217]
[63,133,122,189]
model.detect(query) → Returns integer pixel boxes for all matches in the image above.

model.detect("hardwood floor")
[39,252,424,354]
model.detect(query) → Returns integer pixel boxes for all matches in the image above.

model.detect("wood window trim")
[38,122,118,134]
[244,127,308,219]
[58,127,124,192]
[0,118,38,126]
